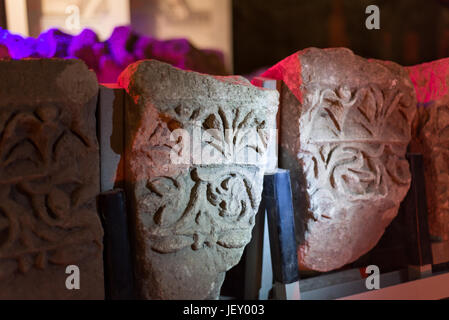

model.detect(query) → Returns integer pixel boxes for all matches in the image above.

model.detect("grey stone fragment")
[118,59,278,299]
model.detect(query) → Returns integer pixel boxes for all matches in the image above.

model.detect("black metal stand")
[99,189,135,300]
[263,169,300,299]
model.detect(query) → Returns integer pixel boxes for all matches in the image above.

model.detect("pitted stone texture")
[0,59,104,299]
[118,60,278,299]
[262,48,416,272]
[408,58,449,241]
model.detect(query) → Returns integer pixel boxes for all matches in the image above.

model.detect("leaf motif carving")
[0,105,101,275]
[146,166,261,254]
[201,107,269,163]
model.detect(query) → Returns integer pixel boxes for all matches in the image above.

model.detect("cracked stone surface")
[118,60,278,299]
[261,48,417,272]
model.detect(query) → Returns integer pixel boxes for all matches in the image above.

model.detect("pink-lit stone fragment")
[259,48,417,272]
[408,58,449,241]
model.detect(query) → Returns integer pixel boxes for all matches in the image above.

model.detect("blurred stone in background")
[0,25,228,82]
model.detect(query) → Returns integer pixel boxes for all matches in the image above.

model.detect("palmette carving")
[120,60,278,299]
[133,105,266,254]
[136,105,266,254]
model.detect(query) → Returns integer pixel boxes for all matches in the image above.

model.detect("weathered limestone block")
[408,58,449,241]
[0,59,104,299]
[261,48,417,272]
[118,60,278,299]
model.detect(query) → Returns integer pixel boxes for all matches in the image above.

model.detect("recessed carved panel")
[0,60,103,299]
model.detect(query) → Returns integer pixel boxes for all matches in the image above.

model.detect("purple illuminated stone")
[106,26,136,66]
[0,28,8,40]
[133,36,156,60]
[93,42,108,57]
[152,38,191,69]
[36,28,73,58]
[68,29,100,70]
[0,30,36,59]
[97,55,123,83]
[0,26,227,82]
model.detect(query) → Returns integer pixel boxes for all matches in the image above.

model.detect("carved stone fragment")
[408,58,449,241]
[118,60,278,299]
[0,59,104,299]
[261,48,417,272]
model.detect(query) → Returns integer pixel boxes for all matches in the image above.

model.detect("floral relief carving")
[144,166,261,254]
[136,106,267,255]
[299,84,413,220]
[0,106,101,279]
[261,48,416,272]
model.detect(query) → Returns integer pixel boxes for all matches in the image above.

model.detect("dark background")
[233,0,449,75]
